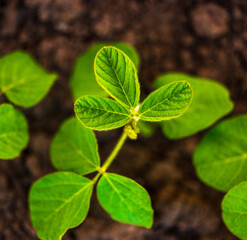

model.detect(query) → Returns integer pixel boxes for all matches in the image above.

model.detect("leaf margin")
[96,172,154,229]
[93,46,140,110]
[29,171,94,240]
[74,95,131,131]
[0,103,29,160]
[138,80,193,122]
[0,50,58,108]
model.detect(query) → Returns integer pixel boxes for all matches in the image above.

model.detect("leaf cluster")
[29,41,246,240]
[30,46,192,240]
[0,51,57,159]
[67,44,247,240]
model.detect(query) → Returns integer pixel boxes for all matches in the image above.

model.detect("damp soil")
[0,0,247,239]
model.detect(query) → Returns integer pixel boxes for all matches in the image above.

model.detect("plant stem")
[92,172,101,184]
[102,131,128,172]
[92,131,128,183]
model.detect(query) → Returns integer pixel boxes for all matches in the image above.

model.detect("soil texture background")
[0,0,247,239]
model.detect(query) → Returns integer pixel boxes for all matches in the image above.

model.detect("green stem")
[102,131,128,171]
[92,131,128,183]
[92,172,101,184]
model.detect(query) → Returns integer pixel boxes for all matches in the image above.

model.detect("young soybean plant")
[29,46,192,240]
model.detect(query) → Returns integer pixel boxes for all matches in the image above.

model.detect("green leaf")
[0,51,57,107]
[74,96,131,130]
[50,117,100,175]
[97,173,153,228]
[153,73,233,139]
[30,172,93,240]
[0,103,29,159]
[222,181,247,240]
[94,46,140,109]
[137,120,156,137]
[193,115,247,192]
[139,81,192,122]
[70,42,140,100]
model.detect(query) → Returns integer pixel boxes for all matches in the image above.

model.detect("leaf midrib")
[103,49,133,109]
[111,176,151,210]
[105,175,148,225]
[1,75,49,94]
[39,181,93,224]
[0,130,26,139]
[197,153,247,168]
[90,117,130,129]
[59,133,97,169]
[139,84,190,116]
[78,104,130,117]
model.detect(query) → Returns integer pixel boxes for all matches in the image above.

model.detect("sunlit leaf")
[95,46,140,109]
[70,42,140,100]
[30,172,93,240]
[97,173,153,228]
[75,96,131,130]
[139,81,192,122]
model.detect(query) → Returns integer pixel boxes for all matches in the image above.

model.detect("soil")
[0,0,247,239]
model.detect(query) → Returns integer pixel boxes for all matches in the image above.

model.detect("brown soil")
[0,0,247,239]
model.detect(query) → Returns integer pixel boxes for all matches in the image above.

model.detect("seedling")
[0,51,57,160]
[29,46,193,240]
[71,42,234,139]
[70,42,155,137]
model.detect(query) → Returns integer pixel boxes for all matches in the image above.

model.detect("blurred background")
[0,0,246,239]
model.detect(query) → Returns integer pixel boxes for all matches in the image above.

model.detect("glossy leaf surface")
[50,117,100,175]
[75,96,130,130]
[194,115,247,192]
[0,51,57,107]
[154,73,233,139]
[0,103,29,159]
[97,173,153,228]
[95,46,140,109]
[139,81,192,122]
[70,42,140,100]
[30,172,93,240]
